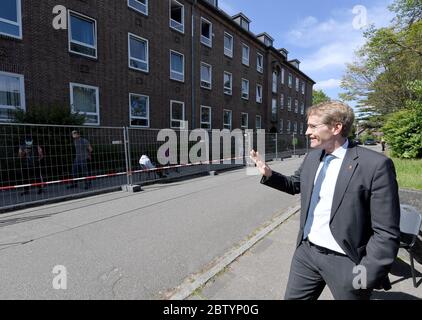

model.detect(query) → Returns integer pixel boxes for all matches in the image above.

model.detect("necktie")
[303,154,335,239]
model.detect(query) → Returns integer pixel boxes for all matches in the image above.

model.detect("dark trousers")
[284,240,373,300]
[21,164,43,193]
[71,160,90,187]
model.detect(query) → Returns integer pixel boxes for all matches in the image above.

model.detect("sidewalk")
[187,204,422,300]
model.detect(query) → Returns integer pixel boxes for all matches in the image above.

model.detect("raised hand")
[249,150,272,177]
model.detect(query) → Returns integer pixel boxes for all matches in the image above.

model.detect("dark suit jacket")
[261,142,401,289]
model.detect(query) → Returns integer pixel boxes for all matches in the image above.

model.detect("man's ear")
[333,123,343,136]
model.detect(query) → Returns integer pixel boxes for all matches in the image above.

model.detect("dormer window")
[257,33,274,47]
[232,13,251,32]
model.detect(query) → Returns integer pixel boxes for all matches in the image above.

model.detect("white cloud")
[314,78,342,90]
[284,4,393,74]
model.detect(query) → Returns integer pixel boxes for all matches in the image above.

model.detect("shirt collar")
[330,139,349,160]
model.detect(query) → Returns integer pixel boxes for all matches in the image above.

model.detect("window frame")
[241,43,250,66]
[287,97,292,111]
[200,105,212,129]
[129,92,150,128]
[200,62,212,90]
[170,49,185,82]
[70,82,100,126]
[224,71,232,96]
[223,109,232,130]
[272,71,278,93]
[241,112,249,129]
[0,0,22,39]
[200,17,213,48]
[256,84,263,103]
[128,0,148,16]
[68,10,98,59]
[224,32,233,58]
[255,115,262,129]
[295,99,298,113]
[0,71,25,122]
[169,0,184,34]
[288,73,293,88]
[256,52,264,73]
[241,78,249,100]
[128,32,149,73]
[279,119,283,133]
[170,100,186,129]
[280,94,284,109]
[281,68,285,85]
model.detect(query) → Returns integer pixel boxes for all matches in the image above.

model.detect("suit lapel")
[301,150,325,228]
[330,144,359,223]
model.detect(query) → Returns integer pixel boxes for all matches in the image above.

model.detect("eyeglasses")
[307,123,326,130]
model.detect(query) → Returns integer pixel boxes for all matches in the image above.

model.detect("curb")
[164,204,301,300]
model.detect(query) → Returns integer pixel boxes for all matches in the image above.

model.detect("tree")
[340,0,422,117]
[312,89,331,105]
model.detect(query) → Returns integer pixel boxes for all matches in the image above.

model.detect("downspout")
[191,0,197,129]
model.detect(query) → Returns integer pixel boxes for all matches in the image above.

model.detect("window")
[242,44,249,66]
[0,0,22,39]
[130,93,149,127]
[301,102,305,115]
[302,82,306,95]
[295,99,298,113]
[279,119,283,133]
[223,109,232,130]
[170,100,185,129]
[70,83,99,125]
[256,84,262,103]
[257,53,264,73]
[272,71,278,93]
[201,18,212,47]
[294,121,298,133]
[128,33,149,72]
[201,106,212,129]
[224,72,232,95]
[300,122,304,134]
[0,71,25,122]
[128,0,148,16]
[170,0,184,33]
[200,62,212,89]
[271,98,277,121]
[280,94,284,109]
[287,97,292,111]
[281,68,285,85]
[296,78,299,92]
[288,73,292,88]
[256,115,262,129]
[224,32,233,58]
[68,11,97,58]
[241,79,249,100]
[170,50,184,82]
[287,120,291,133]
[241,113,248,129]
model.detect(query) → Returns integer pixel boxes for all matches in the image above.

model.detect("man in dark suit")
[250,101,400,300]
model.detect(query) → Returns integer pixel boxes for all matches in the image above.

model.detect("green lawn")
[391,157,422,190]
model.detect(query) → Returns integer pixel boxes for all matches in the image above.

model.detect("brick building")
[0,0,314,133]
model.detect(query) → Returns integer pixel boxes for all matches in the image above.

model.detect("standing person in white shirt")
[250,101,400,300]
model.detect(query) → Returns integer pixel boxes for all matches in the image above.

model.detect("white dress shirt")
[305,140,349,254]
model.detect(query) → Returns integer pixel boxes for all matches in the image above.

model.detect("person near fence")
[68,130,93,189]
[18,136,44,195]
[139,154,166,179]
[250,101,401,300]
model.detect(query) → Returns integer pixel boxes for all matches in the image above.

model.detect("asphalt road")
[0,159,302,299]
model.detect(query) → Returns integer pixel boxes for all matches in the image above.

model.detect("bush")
[11,105,85,125]
[382,81,422,159]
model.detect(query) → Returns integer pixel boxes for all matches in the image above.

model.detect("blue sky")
[218,0,395,103]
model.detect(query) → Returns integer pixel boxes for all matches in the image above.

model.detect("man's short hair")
[72,130,79,135]
[307,101,355,137]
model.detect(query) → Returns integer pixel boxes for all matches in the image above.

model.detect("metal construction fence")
[0,123,308,211]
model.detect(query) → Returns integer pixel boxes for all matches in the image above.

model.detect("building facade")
[0,0,314,133]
